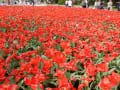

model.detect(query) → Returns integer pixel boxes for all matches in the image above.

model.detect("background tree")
[58,0,65,5]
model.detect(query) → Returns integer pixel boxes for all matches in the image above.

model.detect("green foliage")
[58,0,65,5]
[74,0,82,5]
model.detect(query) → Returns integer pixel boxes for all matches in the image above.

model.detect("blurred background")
[0,0,119,10]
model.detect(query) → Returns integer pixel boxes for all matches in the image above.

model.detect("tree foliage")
[58,0,65,5]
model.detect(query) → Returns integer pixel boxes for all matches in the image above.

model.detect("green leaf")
[41,55,48,60]
[0,49,4,56]
[18,79,24,87]
[37,87,42,90]
[65,72,71,79]
[10,76,16,84]
[13,40,18,44]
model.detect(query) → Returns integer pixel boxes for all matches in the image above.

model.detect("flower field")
[0,6,120,90]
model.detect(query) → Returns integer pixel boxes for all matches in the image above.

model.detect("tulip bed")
[0,6,120,90]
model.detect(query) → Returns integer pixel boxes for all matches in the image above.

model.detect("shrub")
[58,0,65,5]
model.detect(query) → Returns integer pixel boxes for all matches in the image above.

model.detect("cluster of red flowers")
[0,6,120,90]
